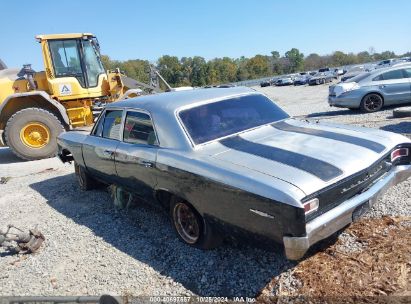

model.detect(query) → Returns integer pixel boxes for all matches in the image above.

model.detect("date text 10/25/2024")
[148,297,256,302]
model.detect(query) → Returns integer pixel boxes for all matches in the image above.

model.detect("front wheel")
[170,197,222,249]
[360,94,384,113]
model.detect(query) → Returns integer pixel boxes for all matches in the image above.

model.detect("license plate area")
[352,201,371,222]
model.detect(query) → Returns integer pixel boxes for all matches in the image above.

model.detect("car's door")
[373,69,410,105]
[115,109,159,201]
[82,109,123,183]
[403,67,411,101]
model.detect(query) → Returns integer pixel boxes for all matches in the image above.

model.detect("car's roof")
[107,86,256,112]
[368,63,411,76]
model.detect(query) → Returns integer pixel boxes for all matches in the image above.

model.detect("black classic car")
[57,87,411,260]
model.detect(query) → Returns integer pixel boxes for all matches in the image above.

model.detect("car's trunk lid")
[210,119,392,195]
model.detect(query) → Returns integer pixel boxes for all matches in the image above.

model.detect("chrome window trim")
[122,107,161,147]
[90,107,125,142]
[90,109,105,137]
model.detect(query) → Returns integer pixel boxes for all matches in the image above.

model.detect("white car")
[334,68,344,76]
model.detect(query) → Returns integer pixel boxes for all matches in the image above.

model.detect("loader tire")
[4,108,65,161]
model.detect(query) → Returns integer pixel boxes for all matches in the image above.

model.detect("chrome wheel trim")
[173,202,200,244]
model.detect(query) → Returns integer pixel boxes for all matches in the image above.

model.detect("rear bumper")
[283,164,411,260]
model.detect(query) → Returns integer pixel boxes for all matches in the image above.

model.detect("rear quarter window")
[123,111,158,146]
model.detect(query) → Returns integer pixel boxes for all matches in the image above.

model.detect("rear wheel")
[170,197,222,249]
[74,162,99,191]
[360,94,384,113]
[4,108,65,160]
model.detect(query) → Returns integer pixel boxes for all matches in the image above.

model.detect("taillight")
[391,148,409,162]
[303,198,319,215]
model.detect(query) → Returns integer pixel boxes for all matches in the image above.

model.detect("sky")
[1,0,411,70]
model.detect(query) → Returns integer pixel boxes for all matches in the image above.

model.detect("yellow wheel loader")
[0,33,168,160]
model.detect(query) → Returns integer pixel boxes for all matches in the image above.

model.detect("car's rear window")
[179,94,289,145]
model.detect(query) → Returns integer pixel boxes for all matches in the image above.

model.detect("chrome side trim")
[250,209,275,219]
[283,164,411,260]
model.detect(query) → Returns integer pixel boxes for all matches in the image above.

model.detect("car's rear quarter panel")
[154,150,306,244]
[57,132,88,167]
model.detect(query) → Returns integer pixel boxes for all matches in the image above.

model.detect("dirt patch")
[258,217,411,303]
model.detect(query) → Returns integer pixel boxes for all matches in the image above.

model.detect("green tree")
[208,57,237,83]
[271,51,280,60]
[374,51,396,61]
[235,56,250,81]
[285,48,304,72]
[157,55,183,86]
[190,56,208,86]
[246,55,270,78]
[304,53,325,70]
[270,51,282,75]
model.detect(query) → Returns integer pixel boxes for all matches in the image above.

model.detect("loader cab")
[36,33,107,100]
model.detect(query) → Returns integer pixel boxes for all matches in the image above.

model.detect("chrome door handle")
[103,150,115,158]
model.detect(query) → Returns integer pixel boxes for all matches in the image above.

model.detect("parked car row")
[260,67,347,88]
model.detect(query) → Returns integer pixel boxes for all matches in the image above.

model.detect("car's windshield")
[179,94,289,145]
[347,72,371,83]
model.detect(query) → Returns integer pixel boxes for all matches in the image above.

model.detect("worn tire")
[74,162,99,191]
[393,107,411,118]
[360,93,384,113]
[4,108,65,160]
[170,197,222,250]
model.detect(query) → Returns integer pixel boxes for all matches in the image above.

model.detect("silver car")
[329,64,411,112]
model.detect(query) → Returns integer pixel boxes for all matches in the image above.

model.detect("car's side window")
[404,68,411,78]
[372,74,383,81]
[102,110,123,140]
[123,111,158,146]
[375,69,405,81]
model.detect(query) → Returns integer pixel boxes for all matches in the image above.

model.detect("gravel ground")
[0,83,410,297]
